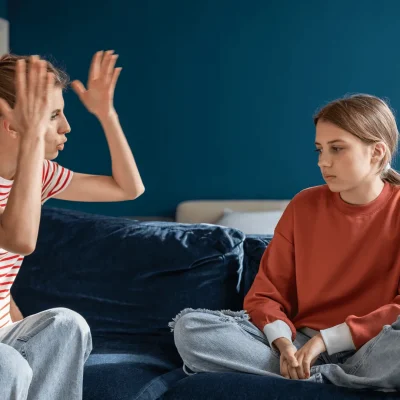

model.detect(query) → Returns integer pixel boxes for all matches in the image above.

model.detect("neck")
[0,148,18,181]
[339,177,385,205]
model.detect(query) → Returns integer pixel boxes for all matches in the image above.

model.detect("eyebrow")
[314,139,346,146]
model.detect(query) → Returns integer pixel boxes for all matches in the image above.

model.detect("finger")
[100,50,114,79]
[36,61,47,110]
[31,59,42,114]
[110,67,122,92]
[44,72,55,109]
[0,98,13,121]
[295,354,306,379]
[289,354,299,369]
[88,51,103,83]
[306,355,319,378]
[303,357,311,378]
[27,55,39,91]
[71,80,87,99]
[105,54,118,85]
[288,365,299,380]
[15,59,27,105]
[281,359,289,379]
[28,55,39,114]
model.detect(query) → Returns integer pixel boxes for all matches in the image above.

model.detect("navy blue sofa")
[11,207,400,400]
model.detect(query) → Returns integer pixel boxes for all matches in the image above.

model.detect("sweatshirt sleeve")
[243,202,298,345]
[321,284,400,353]
[41,160,74,203]
[346,289,400,350]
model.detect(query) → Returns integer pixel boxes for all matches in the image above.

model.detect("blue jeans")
[0,307,93,399]
[170,308,400,392]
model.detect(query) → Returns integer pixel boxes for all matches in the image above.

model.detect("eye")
[50,112,59,121]
[315,148,321,154]
[331,147,342,152]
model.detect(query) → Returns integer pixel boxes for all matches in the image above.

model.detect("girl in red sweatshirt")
[171,94,400,391]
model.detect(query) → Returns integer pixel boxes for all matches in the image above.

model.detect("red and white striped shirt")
[0,160,73,329]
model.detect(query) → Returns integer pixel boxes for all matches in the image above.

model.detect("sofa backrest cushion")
[12,207,246,339]
[242,235,272,297]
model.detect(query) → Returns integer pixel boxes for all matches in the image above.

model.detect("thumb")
[289,355,299,368]
[0,98,12,121]
[71,80,86,99]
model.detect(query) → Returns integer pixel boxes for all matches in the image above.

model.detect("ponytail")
[382,167,400,185]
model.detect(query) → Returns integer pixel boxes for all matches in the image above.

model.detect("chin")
[326,180,356,194]
[326,185,341,193]
[45,151,59,161]
[324,179,345,193]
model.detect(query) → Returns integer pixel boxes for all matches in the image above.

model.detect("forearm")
[98,110,144,198]
[244,234,297,342]
[1,136,45,254]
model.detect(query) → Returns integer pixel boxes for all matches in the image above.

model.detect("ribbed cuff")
[263,320,293,348]
[320,323,356,355]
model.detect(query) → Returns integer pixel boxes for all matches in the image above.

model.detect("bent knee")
[46,307,90,334]
[173,312,218,356]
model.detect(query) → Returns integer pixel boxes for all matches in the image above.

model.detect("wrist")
[20,134,45,143]
[315,333,327,349]
[19,135,45,153]
[273,337,292,351]
[97,108,117,122]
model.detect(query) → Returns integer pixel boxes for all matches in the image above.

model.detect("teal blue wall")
[0,0,6,19]
[8,0,400,217]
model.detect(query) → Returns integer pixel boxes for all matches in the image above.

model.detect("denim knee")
[173,312,208,360]
[45,308,90,334]
[44,308,92,354]
[0,343,32,385]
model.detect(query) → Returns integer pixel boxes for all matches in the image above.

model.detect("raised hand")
[71,50,122,119]
[0,56,55,138]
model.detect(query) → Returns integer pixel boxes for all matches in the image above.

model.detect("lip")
[56,139,67,150]
[324,175,336,180]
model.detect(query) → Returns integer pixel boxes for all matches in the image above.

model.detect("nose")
[59,117,71,135]
[317,152,332,168]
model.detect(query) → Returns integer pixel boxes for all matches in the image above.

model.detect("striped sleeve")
[41,160,74,203]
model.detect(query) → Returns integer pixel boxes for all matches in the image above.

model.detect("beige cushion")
[175,200,290,224]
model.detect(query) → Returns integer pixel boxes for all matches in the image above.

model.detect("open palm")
[72,50,122,118]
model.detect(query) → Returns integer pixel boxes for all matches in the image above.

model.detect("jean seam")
[14,340,29,363]
[14,315,55,342]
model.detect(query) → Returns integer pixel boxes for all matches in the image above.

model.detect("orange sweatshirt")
[244,182,400,355]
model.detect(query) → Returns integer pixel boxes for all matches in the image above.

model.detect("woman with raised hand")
[0,51,144,399]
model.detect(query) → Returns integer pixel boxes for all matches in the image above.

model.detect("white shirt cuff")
[320,322,356,355]
[263,320,293,348]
